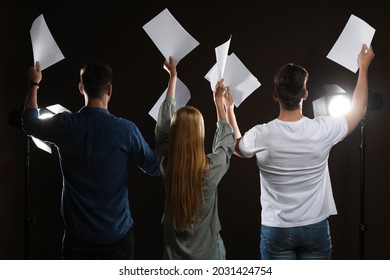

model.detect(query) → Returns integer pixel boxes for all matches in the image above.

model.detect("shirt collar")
[78,106,110,114]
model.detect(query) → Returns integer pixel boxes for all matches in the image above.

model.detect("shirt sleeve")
[238,126,259,158]
[21,107,60,144]
[206,119,236,184]
[128,123,161,177]
[154,96,176,177]
[319,116,348,146]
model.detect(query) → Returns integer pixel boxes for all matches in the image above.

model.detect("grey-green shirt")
[155,96,236,259]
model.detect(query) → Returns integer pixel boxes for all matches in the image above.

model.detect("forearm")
[352,67,369,117]
[233,138,245,158]
[215,97,226,121]
[24,85,39,110]
[25,62,41,110]
[344,44,375,135]
[166,74,177,100]
[229,108,244,158]
[226,107,241,139]
[345,67,369,134]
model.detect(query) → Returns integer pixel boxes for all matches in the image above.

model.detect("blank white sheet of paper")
[215,35,232,79]
[31,137,52,154]
[205,53,261,107]
[149,78,191,121]
[326,14,375,73]
[30,14,65,70]
[143,8,199,65]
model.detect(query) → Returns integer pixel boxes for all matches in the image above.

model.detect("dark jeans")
[62,226,134,260]
[260,219,332,260]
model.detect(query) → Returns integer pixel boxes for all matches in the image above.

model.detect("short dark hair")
[273,63,308,110]
[80,62,113,99]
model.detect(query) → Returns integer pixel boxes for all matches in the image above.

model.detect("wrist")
[215,98,224,107]
[28,81,40,89]
[214,95,223,101]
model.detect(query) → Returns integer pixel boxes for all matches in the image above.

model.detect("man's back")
[239,116,348,227]
[23,106,160,243]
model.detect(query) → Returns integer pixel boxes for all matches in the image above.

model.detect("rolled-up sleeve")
[154,96,176,176]
[212,119,235,156]
[207,119,236,183]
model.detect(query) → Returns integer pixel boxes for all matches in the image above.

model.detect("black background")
[1,0,389,259]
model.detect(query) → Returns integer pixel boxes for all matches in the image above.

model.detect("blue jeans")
[260,219,332,260]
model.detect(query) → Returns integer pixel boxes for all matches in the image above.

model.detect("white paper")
[215,35,231,79]
[31,136,52,154]
[205,53,261,107]
[143,8,199,65]
[30,14,65,70]
[45,104,71,114]
[327,14,375,73]
[149,78,191,121]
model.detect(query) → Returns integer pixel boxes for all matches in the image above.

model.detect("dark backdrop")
[1,0,389,260]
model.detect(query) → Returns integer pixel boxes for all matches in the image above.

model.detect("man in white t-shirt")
[235,44,375,259]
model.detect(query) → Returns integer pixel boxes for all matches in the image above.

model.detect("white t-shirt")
[239,116,348,227]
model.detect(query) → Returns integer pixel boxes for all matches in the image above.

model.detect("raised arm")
[163,56,177,100]
[213,79,227,121]
[24,61,42,110]
[223,87,241,140]
[344,44,375,135]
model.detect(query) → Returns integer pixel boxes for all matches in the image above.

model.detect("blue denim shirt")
[22,106,160,244]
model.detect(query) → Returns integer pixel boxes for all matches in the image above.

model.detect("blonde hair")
[166,106,209,232]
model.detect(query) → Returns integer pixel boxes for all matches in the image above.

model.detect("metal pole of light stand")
[359,116,367,260]
[9,108,35,259]
[24,134,35,259]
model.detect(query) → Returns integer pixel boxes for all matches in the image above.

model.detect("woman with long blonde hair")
[155,57,241,259]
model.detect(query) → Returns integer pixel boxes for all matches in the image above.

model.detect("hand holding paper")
[327,14,375,73]
[143,8,199,65]
[144,9,198,120]
[205,36,261,107]
[30,14,65,70]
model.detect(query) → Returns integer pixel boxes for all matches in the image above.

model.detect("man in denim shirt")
[22,61,160,259]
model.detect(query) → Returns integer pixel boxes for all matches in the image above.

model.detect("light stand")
[9,108,35,259]
[24,133,34,260]
[313,87,383,260]
[358,91,383,259]
[359,116,367,259]
[9,104,70,259]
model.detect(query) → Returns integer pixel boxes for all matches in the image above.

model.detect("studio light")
[38,109,54,119]
[39,104,70,119]
[328,95,351,116]
[9,104,70,259]
[312,85,383,260]
[33,104,70,153]
[312,84,383,118]
[312,84,350,117]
